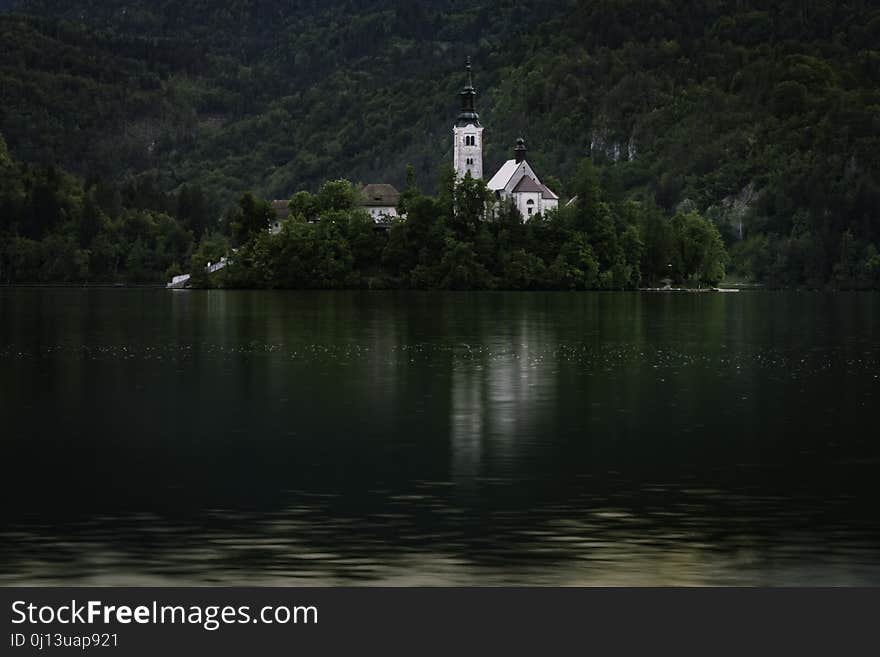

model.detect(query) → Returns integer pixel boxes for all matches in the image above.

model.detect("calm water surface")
[1,289,879,585]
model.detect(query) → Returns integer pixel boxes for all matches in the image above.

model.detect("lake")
[1,288,879,585]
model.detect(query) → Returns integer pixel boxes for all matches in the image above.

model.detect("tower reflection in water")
[451,313,556,486]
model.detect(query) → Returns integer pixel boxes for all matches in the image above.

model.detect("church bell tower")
[453,57,483,180]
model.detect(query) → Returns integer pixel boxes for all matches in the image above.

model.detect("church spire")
[456,57,480,127]
[514,137,527,163]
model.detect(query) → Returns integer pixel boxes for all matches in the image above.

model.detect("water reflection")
[2,477,879,585]
[1,289,879,584]
[451,313,557,484]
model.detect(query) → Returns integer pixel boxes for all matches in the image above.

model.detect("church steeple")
[455,56,481,128]
[514,137,527,163]
[452,57,484,180]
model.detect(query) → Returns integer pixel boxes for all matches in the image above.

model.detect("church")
[453,58,559,219]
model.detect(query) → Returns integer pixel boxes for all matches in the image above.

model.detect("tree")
[0,132,10,168]
[555,234,600,289]
[449,171,491,242]
[772,81,808,117]
[346,211,386,278]
[79,188,106,248]
[189,231,231,287]
[397,164,418,216]
[671,211,728,285]
[569,158,602,232]
[381,221,410,280]
[436,238,493,290]
[230,192,274,245]
[500,249,546,289]
[125,238,152,283]
[316,180,357,214]
[177,184,212,239]
[288,191,316,222]
[620,224,645,287]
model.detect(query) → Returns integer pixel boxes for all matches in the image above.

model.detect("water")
[1,288,879,585]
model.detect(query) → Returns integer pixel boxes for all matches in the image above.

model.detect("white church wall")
[541,198,559,214]
[516,191,543,220]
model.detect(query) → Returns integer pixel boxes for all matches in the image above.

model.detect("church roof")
[271,200,290,220]
[540,183,559,200]
[360,183,400,207]
[487,159,520,191]
[512,176,543,193]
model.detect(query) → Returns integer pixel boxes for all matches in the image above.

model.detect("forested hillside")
[1,0,878,288]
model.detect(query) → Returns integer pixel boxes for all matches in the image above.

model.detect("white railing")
[205,256,229,274]
[166,256,231,288]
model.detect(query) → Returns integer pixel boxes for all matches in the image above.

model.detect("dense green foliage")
[195,164,725,290]
[0,135,194,283]
[1,133,726,287]
[1,0,878,287]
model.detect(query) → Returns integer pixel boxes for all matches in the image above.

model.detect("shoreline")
[5,284,877,293]
[0,283,166,288]
[638,287,741,293]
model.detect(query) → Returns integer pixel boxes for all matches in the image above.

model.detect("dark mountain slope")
[1,0,879,286]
